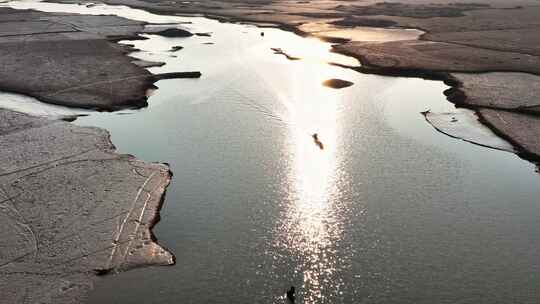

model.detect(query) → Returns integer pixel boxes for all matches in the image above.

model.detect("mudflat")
[0,8,177,304]
[0,7,199,110]
[0,109,174,304]
[0,8,155,110]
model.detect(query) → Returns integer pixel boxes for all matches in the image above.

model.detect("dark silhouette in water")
[286,286,295,302]
[312,133,324,150]
[271,47,301,61]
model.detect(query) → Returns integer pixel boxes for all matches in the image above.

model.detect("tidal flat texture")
[0,8,154,111]
[0,109,173,304]
[0,7,176,303]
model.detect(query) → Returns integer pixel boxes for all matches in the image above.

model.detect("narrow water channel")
[4,1,540,303]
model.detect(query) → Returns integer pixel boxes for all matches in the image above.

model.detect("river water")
[4,1,540,303]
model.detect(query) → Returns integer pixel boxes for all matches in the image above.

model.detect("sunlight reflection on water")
[270,63,350,302]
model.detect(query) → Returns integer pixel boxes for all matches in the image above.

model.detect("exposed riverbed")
[4,1,540,303]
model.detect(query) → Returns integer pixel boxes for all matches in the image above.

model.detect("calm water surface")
[5,1,540,303]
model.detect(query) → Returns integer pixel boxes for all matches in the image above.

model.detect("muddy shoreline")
[0,6,200,111]
[0,108,175,304]
[0,6,186,303]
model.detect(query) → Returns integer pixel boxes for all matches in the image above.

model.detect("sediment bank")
[0,7,197,111]
[0,109,174,304]
[0,6,183,304]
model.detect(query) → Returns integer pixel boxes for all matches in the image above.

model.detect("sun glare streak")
[273,60,347,302]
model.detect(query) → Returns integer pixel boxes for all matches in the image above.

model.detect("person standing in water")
[286,286,295,302]
[312,133,324,150]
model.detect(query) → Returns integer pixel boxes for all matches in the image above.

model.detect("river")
[4,1,540,303]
